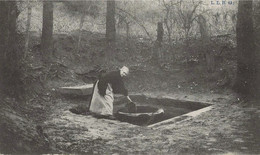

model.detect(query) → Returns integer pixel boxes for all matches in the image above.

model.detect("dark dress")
[97,70,128,96]
[88,70,128,116]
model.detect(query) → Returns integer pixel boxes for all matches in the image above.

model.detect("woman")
[89,66,132,119]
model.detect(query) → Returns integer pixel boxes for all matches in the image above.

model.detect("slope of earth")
[0,94,51,153]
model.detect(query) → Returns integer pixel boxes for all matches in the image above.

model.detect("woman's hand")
[125,96,137,113]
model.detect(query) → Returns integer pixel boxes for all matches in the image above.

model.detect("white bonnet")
[120,66,129,75]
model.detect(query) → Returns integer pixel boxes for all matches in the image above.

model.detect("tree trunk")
[164,19,172,44]
[24,0,32,58]
[41,1,53,62]
[106,0,116,43]
[0,1,22,97]
[77,6,87,53]
[198,15,215,73]
[156,22,164,47]
[234,0,257,97]
[163,9,172,44]
[126,22,130,41]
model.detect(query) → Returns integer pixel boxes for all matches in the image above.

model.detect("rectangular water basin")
[113,95,211,126]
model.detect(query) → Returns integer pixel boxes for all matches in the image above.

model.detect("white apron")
[89,80,114,116]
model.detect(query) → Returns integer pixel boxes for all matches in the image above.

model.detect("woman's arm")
[126,96,132,102]
[118,79,128,96]
[97,79,107,96]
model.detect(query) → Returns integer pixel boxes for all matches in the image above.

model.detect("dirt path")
[43,92,260,154]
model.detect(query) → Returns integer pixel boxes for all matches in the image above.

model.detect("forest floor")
[44,92,260,154]
[0,31,260,154]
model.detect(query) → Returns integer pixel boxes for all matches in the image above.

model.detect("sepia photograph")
[0,0,259,154]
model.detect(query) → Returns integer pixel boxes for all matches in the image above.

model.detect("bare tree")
[234,0,257,97]
[116,7,152,40]
[41,1,53,62]
[161,0,179,44]
[177,0,202,45]
[116,13,131,41]
[198,15,215,72]
[77,1,92,53]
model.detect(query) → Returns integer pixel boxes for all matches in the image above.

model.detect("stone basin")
[116,106,164,126]
[113,95,211,126]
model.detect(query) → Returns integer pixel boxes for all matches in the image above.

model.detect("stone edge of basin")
[58,84,94,96]
[130,92,225,105]
[148,105,213,129]
[126,93,215,129]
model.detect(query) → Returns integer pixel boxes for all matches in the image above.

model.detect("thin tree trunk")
[165,21,172,44]
[41,1,53,62]
[198,15,215,73]
[156,22,164,47]
[77,2,92,53]
[234,0,256,97]
[106,0,116,43]
[126,22,129,41]
[77,8,86,53]
[24,0,32,58]
[164,9,172,44]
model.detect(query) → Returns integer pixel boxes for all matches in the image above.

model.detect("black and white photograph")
[0,0,260,154]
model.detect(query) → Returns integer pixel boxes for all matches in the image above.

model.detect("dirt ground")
[0,32,260,154]
[43,91,260,154]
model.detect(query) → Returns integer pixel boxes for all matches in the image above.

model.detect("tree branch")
[116,7,152,40]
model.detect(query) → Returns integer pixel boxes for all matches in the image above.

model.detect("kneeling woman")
[89,66,132,119]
